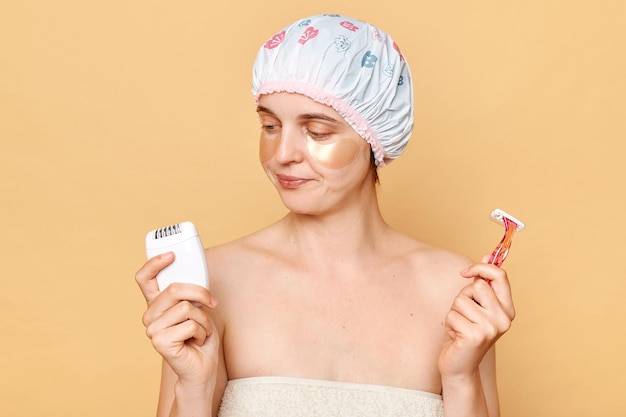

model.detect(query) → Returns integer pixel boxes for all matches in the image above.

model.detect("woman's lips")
[276,174,311,189]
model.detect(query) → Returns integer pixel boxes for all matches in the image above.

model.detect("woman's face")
[256,92,376,215]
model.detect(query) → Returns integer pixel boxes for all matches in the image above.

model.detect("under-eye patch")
[259,133,359,169]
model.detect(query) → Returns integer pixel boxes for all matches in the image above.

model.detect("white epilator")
[145,221,209,290]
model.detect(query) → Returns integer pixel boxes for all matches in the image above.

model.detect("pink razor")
[489,208,525,267]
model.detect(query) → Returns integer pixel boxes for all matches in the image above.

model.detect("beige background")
[1,0,625,416]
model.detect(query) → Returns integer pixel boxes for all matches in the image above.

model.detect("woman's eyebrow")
[256,105,274,114]
[256,106,339,123]
[298,113,339,123]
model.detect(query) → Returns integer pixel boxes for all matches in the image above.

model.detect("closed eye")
[306,129,330,140]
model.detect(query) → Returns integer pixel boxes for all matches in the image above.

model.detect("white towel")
[218,376,443,417]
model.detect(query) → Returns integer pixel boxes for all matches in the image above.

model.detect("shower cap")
[252,14,414,167]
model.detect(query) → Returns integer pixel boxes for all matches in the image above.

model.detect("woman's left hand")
[438,255,516,381]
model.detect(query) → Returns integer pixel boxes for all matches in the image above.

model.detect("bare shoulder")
[203,223,287,300]
[388,230,474,297]
[205,226,276,279]
[200,226,279,329]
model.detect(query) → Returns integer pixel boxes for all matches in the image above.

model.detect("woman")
[136,14,515,417]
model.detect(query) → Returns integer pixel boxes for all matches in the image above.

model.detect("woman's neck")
[280,198,390,264]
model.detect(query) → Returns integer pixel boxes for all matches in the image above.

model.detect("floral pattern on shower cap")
[252,14,414,167]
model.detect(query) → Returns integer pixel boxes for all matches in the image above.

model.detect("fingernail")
[209,296,219,308]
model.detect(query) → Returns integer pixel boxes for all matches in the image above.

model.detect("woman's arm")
[440,347,499,417]
[156,325,227,417]
[136,252,223,417]
[439,259,515,417]
[480,347,501,417]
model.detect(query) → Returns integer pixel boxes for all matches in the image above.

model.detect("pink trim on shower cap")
[251,14,413,167]
[256,80,387,167]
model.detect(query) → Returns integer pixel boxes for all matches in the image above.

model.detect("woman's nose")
[274,128,306,164]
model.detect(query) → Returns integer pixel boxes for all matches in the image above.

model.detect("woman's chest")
[222,271,448,393]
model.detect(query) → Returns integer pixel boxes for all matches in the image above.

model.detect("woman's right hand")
[135,252,220,388]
